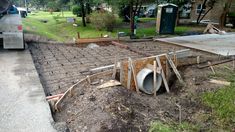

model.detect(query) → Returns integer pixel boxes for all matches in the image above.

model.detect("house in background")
[179,0,235,24]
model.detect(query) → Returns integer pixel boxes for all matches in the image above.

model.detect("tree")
[219,0,233,28]
[197,0,216,24]
[196,0,208,24]
[30,0,48,9]
[196,0,216,24]
[80,0,86,27]
[72,0,100,27]
[168,0,216,24]
[57,0,70,16]
[106,0,155,38]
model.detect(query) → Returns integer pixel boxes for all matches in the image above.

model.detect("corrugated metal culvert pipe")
[137,68,162,94]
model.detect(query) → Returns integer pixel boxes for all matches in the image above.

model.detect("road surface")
[0,49,56,132]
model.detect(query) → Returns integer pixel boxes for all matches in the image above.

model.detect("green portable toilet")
[156,3,178,34]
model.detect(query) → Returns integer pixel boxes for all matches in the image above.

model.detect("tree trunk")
[197,0,208,24]
[199,7,213,22]
[80,0,86,27]
[219,0,233,29]
[137,1,143,17]
[130,0,134,38]
[86,3,91,15]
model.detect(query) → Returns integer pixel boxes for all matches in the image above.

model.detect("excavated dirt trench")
[28,41,223,131]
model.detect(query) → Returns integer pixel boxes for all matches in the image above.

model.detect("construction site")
[20,33,234,131]
[2,31,235,131]
[1,0,235,131]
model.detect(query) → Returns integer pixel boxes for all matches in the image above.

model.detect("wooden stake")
[112,55,118,79]
[87,75,91,84]
[156,56,170,93]
[197,56,200,65]
[233,56,235,70]
[166,54,184,84]
[153,61,157,96]
[173,50,178,67]
[77,32,80,39]
[127,58,132,90]
[165,60,170,82]
[176,103,182,124]
[208,61,216,74]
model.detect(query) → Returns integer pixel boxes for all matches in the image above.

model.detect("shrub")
[72,6,81,17]
[228,12,235,17]
[228,12,235,28]
[89,11,117,32]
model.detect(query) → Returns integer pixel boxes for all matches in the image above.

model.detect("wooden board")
[77,38,116,44]
[120,55,168,91]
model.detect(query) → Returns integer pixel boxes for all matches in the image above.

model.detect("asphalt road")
[0,49,56,132]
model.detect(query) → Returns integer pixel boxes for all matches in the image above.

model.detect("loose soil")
[28,40,227,131]
[54,63,226,132]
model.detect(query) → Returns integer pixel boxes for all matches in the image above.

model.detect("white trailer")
[0,0,25,49]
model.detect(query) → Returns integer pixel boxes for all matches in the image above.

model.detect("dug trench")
[28,40,227,131]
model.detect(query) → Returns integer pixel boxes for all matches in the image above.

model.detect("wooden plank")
[111,41,129,49]
[156,56,170,93]
[146,64,154,71]
[120,55,169,91]
[130,58,140,94]
[90,65,114,72]
[153,61,157,97]
[127,58,132,89]
[97,80,121,89]
[198,58,234,69]
[112,55,118,79]
[55,70,113,111]
[77,38,116,44]
[209,79,230,86]
[120,57,155,91]
[166,54,184,84]
[119,50,189,92]
[165,60,170,82]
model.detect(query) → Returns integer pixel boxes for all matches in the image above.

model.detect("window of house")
[179,3,192,19]
[196,4,206,14]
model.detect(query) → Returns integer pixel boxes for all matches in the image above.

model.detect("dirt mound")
[54,65,221,131]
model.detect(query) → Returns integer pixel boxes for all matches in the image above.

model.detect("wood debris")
[204,23,226,34]
[97,80,121,89]
[209,79,231,86]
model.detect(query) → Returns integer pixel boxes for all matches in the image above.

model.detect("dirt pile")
[54,65,221,131]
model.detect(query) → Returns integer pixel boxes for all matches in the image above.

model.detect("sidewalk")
[0,49,56,132]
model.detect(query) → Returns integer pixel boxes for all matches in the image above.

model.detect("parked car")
[16,7,27,18]
[138,9,146,18]
[145,8,156,17]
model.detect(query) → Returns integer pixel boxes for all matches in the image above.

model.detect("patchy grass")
[149,121,200,132]
[202,84,235,129]
[23,11,203,42]
[202,66,235,129]
[139,17,156,22]
[175,26,193,34]
[23,11,117,42]
[23,11,78,42]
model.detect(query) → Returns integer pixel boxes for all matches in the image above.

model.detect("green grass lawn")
[149,121,200,132]
[23,11,201,42]
[201,66,235,130]
[23,11,77,42]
